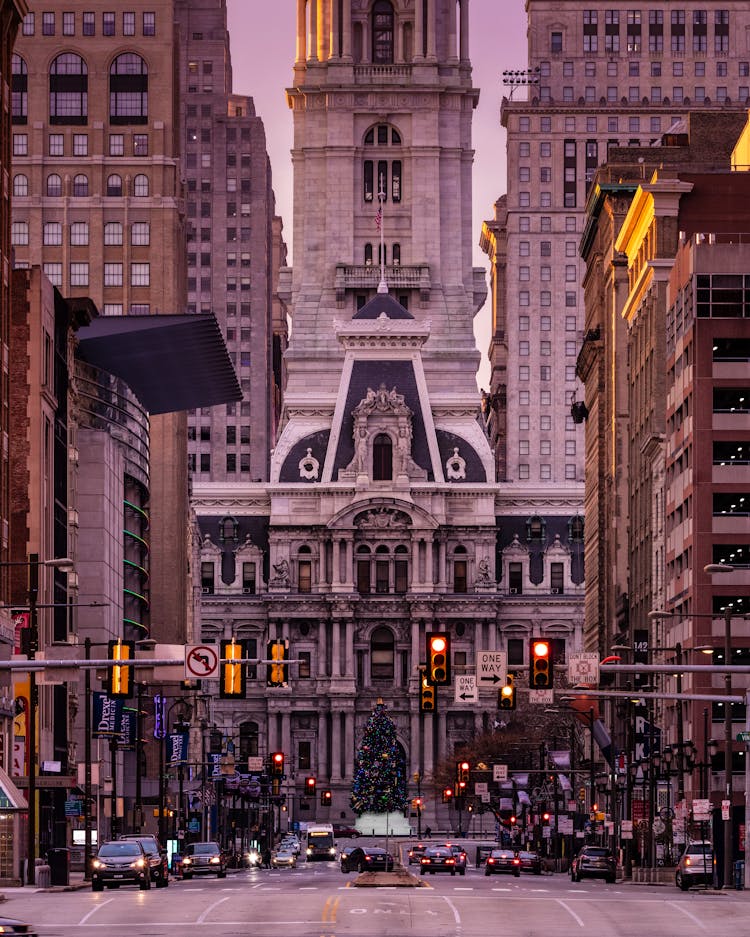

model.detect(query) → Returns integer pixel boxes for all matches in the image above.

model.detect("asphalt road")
[3,846,750,937]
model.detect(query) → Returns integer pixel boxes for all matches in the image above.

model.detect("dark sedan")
[518,850,542,875]
[570,845,616,883]
[408,843,428,865]
[420,846,457,875]
[0,919,37,936]
[444,843,467,875]
[484,849,521,877]
[341,846,394,873]
[181,841,227,879]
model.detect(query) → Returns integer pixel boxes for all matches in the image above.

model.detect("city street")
[3,844,750,937]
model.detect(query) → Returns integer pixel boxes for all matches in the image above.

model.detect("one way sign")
[454,674,478,704]
[476,651,507,686]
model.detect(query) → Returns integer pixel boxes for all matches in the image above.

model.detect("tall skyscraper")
[11,2,189,641]
[175,0,287,485]
[191,0,585,835]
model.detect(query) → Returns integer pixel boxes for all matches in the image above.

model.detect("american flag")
[375,207,382,230]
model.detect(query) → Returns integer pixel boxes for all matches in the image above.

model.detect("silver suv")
[675,842,713,890]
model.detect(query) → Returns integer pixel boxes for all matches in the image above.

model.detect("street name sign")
[476,651,507,685]
[455,674,478,703]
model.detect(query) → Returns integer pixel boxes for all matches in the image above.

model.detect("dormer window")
[219,516,239,542]
[527,515,546,541]
[373,434,393,480]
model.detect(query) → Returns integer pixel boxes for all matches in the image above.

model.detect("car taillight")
[513,858,520,865]
[685,858,692,866]
[488,858,495,864]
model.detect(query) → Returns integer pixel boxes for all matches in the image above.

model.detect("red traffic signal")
[426,633,451,685]
[456,760,470,784]
[305,776,316,795]
[442,787,453,804]
[270,752,284,777]
[530,638,553,689]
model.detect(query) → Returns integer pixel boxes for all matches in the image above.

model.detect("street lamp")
[1,554,74,885]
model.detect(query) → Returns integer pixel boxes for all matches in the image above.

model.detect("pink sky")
[225,1,530,385]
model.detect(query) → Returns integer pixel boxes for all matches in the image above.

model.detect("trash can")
[47,847,70,886]
[734,859,744,890]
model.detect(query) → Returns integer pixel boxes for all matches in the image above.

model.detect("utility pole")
[26,555,39,886]
[84,637,92,879]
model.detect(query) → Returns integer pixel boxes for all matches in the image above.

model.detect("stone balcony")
[335,263,431,304]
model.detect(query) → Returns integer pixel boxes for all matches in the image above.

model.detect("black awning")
[75,314,242,415]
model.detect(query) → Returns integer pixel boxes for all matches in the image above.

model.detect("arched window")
[373,433,393,480]
[364,242,373,265]
[372,0,394,64]
[110,53,148,124]
[454,545,468,593]
[569,515,584,541]
[526,515,546,540]
[49,53,87,124]
[12,54,28,122]
[239,720,259,760]
[46,173,62,196]
[356,545,371,594]
[107,173,123,196]
[219,516,238,542]
[72,173,88,196]
[375,545,390,593]
[133,173,149,196]
[370,626,394,679]
[298,545,312,594]
[392,243,401,265]
[394,544,409,593]
[13,174,29,197]
[363,124,403,204]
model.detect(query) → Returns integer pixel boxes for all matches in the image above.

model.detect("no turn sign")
[185,644,219,680]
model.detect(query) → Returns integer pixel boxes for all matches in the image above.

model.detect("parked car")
[0,917,38,936]
[570,845,617,883]
[675,842,714,890]
[444,843,467,875]
[518,850,542,875]
[408,843,428,865]
[119,834,169,888]
[341,846,394,873]
[332,824,360,839]
[91,840,150,891]
[280,835,301,856]
[180,841,227,879]
[272,847,297,869]
[420,846,457,875]
[484,849,521,877]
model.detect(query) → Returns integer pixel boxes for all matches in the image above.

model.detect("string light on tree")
[350,701,407,816]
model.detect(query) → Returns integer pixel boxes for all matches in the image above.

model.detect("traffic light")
[442,787,453,804]
[220,638,246,698]
[270,752,284,777]
[542,810,551,823]
[529,638,553,689]
[320,789,332,807]
[498,673,515,710]
[426,632,451,685]
[456,760,470,784]
[305,776,316,796]
[267,639,289,687]
[106,639,134,698]
[420,671,436,712]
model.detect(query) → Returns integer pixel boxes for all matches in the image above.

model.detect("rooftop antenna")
[376,174,387,294]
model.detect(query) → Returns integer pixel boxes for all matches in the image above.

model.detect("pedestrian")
[262,846,272,869]
[424,825,432,839]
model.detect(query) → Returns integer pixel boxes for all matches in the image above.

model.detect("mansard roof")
[352,293,414,320]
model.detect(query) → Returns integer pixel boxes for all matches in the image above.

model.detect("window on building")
[371,627,395,679]
[21,12,34,35]
[123,11,135,35]
[70,222,89,246]
[104,263,123,286]
[143,11,155,35]
[13,174,29,197]
[550,562,564,594]
[104,222,123,246]
[130,262,150,286]
[49,53,88,124]
[12,55,28,122]
[298,558,312,594]
[133,174,149,196]
[70,262,89,287]
[357,547,371,594]
[73,134,88,156]
[110,53,148,123]
[508,562,523,594]
[11,222,29,246]
[42,11,55,34]
[372,433,393,480]
[43,222,62,246]
[107,173,123,196]
[72,174,88,196]
[131,222,150,245]
[454,547,468,593]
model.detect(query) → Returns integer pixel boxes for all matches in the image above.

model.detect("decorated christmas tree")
[350,702,407,816]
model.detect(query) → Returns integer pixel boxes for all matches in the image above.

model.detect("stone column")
[459,0,470,62]
[318,619,328,678]
[296,0,307,63]
[425,535,434,585]
[344,620,354,678]
[414,0,424,60]
[309,0,318,60]
[331,711,342,780]
[426,0,436,61]
[332,618,342,677]
[344,709,355,779]
[330,0,340,58]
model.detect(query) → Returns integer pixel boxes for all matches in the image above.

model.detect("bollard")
[35,863,51,888]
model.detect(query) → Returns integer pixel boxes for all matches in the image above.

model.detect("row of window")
[11,169,150,199]
[189,426,251,444]
[40,262,150,289]
[519,440,578,457]
[190,453,252,474]
[12,220,150,247]
[519,464,578,481]
[539,57,749,79]
[519,413,578,433]
[12,53,148,125]
[518,364,578,384]
[22,11,156,38]
[539,84,744,104]
[187,277,252,293]
[32,132,149,158]
[518,340,578,357]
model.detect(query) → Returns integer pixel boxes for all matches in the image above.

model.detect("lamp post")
[1,555,74,886]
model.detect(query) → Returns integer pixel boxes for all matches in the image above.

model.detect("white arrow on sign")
[454,674,478,703]
[476,651,507,685]
[185,644,219,680]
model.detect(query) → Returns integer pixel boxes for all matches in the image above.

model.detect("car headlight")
[131,859,146,869]
[92,859,103,870]
[182,857,192,865]
[210,856,220,864]
[306,847,312,855]
[329,847,336,855]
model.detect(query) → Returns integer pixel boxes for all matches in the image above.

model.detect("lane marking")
[668,900,709,931]
[196,895,230,924]
[556,898,585,928]
[78,898,114,925]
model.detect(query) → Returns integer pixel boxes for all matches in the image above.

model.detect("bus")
[305,824,336,861]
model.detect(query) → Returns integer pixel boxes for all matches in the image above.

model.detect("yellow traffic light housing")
[419,671,436,712]
[267,639,289,687]
[456,760,470,784]
[106,639,135,698]
[530,638,553,689]
[426,632,451,685]
[498,673,515,710]
[220,638,246,698]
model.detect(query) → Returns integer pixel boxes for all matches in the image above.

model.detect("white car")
[272,847,297,868]
[280,836,301,856]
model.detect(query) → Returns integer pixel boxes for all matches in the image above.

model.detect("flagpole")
[377,176,387,294]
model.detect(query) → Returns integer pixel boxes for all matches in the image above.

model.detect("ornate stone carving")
[298,447,320,480]
[445,447,467,480]
[270,558,290,588]
[355,507,411,529]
